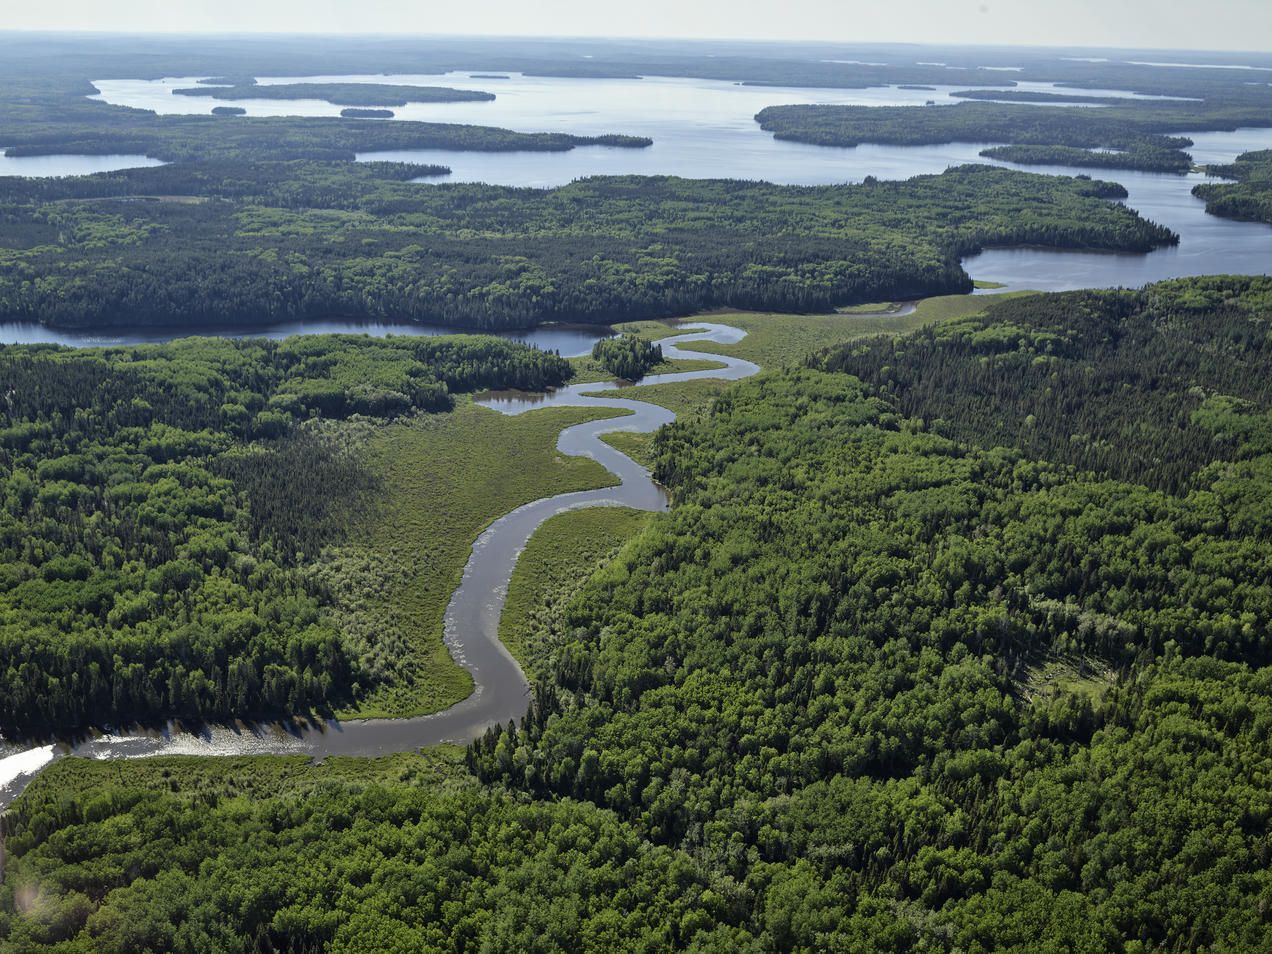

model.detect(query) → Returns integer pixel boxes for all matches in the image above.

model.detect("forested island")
[980,143,1193,173]
[340,108,394,119]
[0,111,651,162]
[950,88,1140,105]
[591,334,664,381]
[754,99,1270,173]
[0,162,1173,332]
[174,81,496,107]
[1193,149,1272,223]
[2,277,1268,950]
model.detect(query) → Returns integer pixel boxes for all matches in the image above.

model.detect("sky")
[7,0,1272,53]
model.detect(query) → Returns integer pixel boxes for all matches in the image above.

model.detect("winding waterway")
[0,322,759,809]
[3,69,1272,808]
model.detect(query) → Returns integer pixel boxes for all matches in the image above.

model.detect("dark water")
[0,319,610,357]
[0,322,759,807]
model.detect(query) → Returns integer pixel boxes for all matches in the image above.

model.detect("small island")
[210,105,247,116]
[174,80,496,108]
[341,107,395,118]
[470,74,511,80]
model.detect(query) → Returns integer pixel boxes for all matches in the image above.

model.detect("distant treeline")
[174,81,496,107]
[0,112,651,163]
[754,99,1272,173]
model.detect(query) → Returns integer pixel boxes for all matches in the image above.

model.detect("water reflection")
[0,151,163,178]
[967,138,1272,291]
[0,318,611,357]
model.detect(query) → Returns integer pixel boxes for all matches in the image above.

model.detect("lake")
[966,129,1272,291]
[2,72,1268,341]
[89,71,1198,188]
[0,318,612,355]
[0,150,163,177]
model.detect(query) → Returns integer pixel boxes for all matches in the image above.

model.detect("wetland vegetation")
[3,278,1269,952]
[1,32,1270,954]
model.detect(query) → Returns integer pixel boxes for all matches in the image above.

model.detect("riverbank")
[0,298,1012,809]
[0,321,762,808]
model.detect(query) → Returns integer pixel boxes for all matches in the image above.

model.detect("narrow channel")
[0,322,760,808]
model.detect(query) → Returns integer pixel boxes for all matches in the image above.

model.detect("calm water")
[966,129,1272,291]
[7,73,1259,296]
[7,78,1272,331]
[88,70,1272,290]
[0,150,163,178]
[90,72,1195,187]
[0,318,610,356]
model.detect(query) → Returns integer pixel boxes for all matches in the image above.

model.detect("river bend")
[0,322,758,808]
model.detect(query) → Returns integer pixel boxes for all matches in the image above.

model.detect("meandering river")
[0,322,759,808]
[2,69,1272,807]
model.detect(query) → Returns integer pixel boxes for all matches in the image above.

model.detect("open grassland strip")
[332,401,630,719]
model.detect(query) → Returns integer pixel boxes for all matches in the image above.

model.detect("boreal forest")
[0,30,1270,954]
[0,164,1171,331]
[2,277,1269,952]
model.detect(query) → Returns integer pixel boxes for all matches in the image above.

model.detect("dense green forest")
[340,109,394,119]
[980,143,1193,173]
[754,100,1269,173]
[0,163,1173,331]
[591,334,664,381]
[0,110,649,163]
[1193,150,1272,224]
[0,334,572,731]
[2,278,1268,950]
[466,278,1272,948]
[172,82,496,107]
[0,753,744,953]
[817,276,1272,495]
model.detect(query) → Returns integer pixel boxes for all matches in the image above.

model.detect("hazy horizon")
[7,1,1272,54]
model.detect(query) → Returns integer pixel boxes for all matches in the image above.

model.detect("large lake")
[0,71,1267,345]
